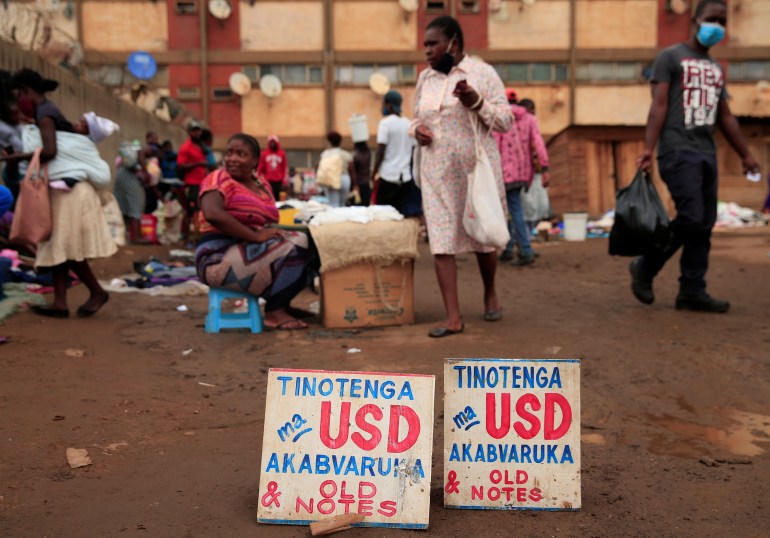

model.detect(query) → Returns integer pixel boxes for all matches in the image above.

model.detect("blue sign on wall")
[127,51,158,80]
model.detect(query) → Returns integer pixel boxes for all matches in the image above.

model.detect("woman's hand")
[415,124,434,147]
[453,82,482,110]
[254,227,284,242]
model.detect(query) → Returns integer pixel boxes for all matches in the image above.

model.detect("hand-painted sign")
[258,368,435,529]
[444,358,580,510]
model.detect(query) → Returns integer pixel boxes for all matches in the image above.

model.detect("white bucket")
[348,114,369,143]
[563,212,588,241]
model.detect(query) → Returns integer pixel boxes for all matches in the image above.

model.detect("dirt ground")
[1,228,769,538]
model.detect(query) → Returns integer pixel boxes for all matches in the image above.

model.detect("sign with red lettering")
[257,369,435,528]
[443,359,580,510]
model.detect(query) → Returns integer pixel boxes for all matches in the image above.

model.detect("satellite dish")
[670,0,689,15]
[229,72,252,97]
[209,0,233,20]
[368,72,391,96]
[127,51,157,80]
[522,0,537,6]
[259,74,283,99]
[398,0,419,13]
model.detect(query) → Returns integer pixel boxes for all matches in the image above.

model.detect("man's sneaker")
[499,251,515,262]
[675,292,730,313]
[629,257,654,304]
[511,253,536,267]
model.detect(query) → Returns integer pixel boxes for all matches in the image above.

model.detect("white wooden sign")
[257,368,435,529]
[444,359,580,510]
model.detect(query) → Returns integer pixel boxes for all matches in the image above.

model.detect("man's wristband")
[471,95,484,111]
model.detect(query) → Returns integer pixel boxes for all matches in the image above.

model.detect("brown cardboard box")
[321,260,414,328]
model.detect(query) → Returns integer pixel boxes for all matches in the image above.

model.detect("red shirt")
[257,148,288,184]
[177,138,207,186]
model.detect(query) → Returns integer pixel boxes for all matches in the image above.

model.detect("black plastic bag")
[609,169,671,256]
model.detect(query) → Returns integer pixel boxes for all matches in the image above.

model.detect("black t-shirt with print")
[651,43,726,156]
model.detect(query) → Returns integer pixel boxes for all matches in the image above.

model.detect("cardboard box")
[321,260,414,328]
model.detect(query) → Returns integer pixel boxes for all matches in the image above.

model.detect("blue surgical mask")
[382,107,390,116]
[696,21,725,48]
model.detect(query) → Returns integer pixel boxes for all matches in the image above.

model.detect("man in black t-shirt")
[632,0,759,313]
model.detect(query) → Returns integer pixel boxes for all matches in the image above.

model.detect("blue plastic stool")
[205,288,263,334]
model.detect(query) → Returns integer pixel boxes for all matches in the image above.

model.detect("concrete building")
[14,0,770,212]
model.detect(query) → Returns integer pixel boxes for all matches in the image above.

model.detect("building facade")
[16,0,770,212]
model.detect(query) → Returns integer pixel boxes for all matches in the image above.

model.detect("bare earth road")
[1,229,769,538]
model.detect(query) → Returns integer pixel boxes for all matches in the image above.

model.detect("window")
[575,62,648,82]
[212,87,234,100]
[458,0,480,13]
[426,1,447,11]
[286,150,323,170]
[729,61,770,81]
[335,64,418,86]
[175,1,197,15]
[177,86,201,100]
[493,63,569,84]
[243,65,323,85]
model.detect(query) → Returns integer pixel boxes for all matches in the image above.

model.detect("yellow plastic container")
[278,208,300,226]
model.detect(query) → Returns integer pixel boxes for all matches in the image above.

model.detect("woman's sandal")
[76,293,110,318]
[31,305,69,319]
[428,322,464,338]
[266,319,308,331]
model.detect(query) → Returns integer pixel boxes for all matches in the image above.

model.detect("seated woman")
[195,133,317,330]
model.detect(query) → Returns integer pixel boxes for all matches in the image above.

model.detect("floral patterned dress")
[412,55,513,255]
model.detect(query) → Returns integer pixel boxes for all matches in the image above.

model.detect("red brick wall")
[167,3,201,50]
[207,65,243,137]
[417,2,489,52]
[207,1,241,50]
[657,0,691,48]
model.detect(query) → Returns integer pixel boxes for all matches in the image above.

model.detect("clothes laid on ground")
[35,181,117,269]
[0,283,46,323]
[195,169,317,311]
[412,55,513,255]
[114,165,145,220]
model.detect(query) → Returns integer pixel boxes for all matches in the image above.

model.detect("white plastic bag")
[522,173,551,222]
[462,114,510,249]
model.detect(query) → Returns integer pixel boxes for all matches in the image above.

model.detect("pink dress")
[412,55,513,255]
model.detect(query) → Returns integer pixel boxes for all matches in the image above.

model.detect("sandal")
[483,309,503,322]
[31,305,70,319]
[77,293,110,318]
[428,323,464,338]
[266,318,308,331]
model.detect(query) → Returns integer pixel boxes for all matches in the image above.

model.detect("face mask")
[433,36,456,75]
[696,21,725,48]
[382,107,390,116]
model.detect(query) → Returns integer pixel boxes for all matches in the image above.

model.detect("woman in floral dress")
[412,16,513,337]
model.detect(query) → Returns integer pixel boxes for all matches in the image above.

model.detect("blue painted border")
[446,358,580,364]
[258,519,428,529]
[445,505,580,511]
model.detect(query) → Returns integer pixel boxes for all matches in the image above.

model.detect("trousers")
[640,149,718,293]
